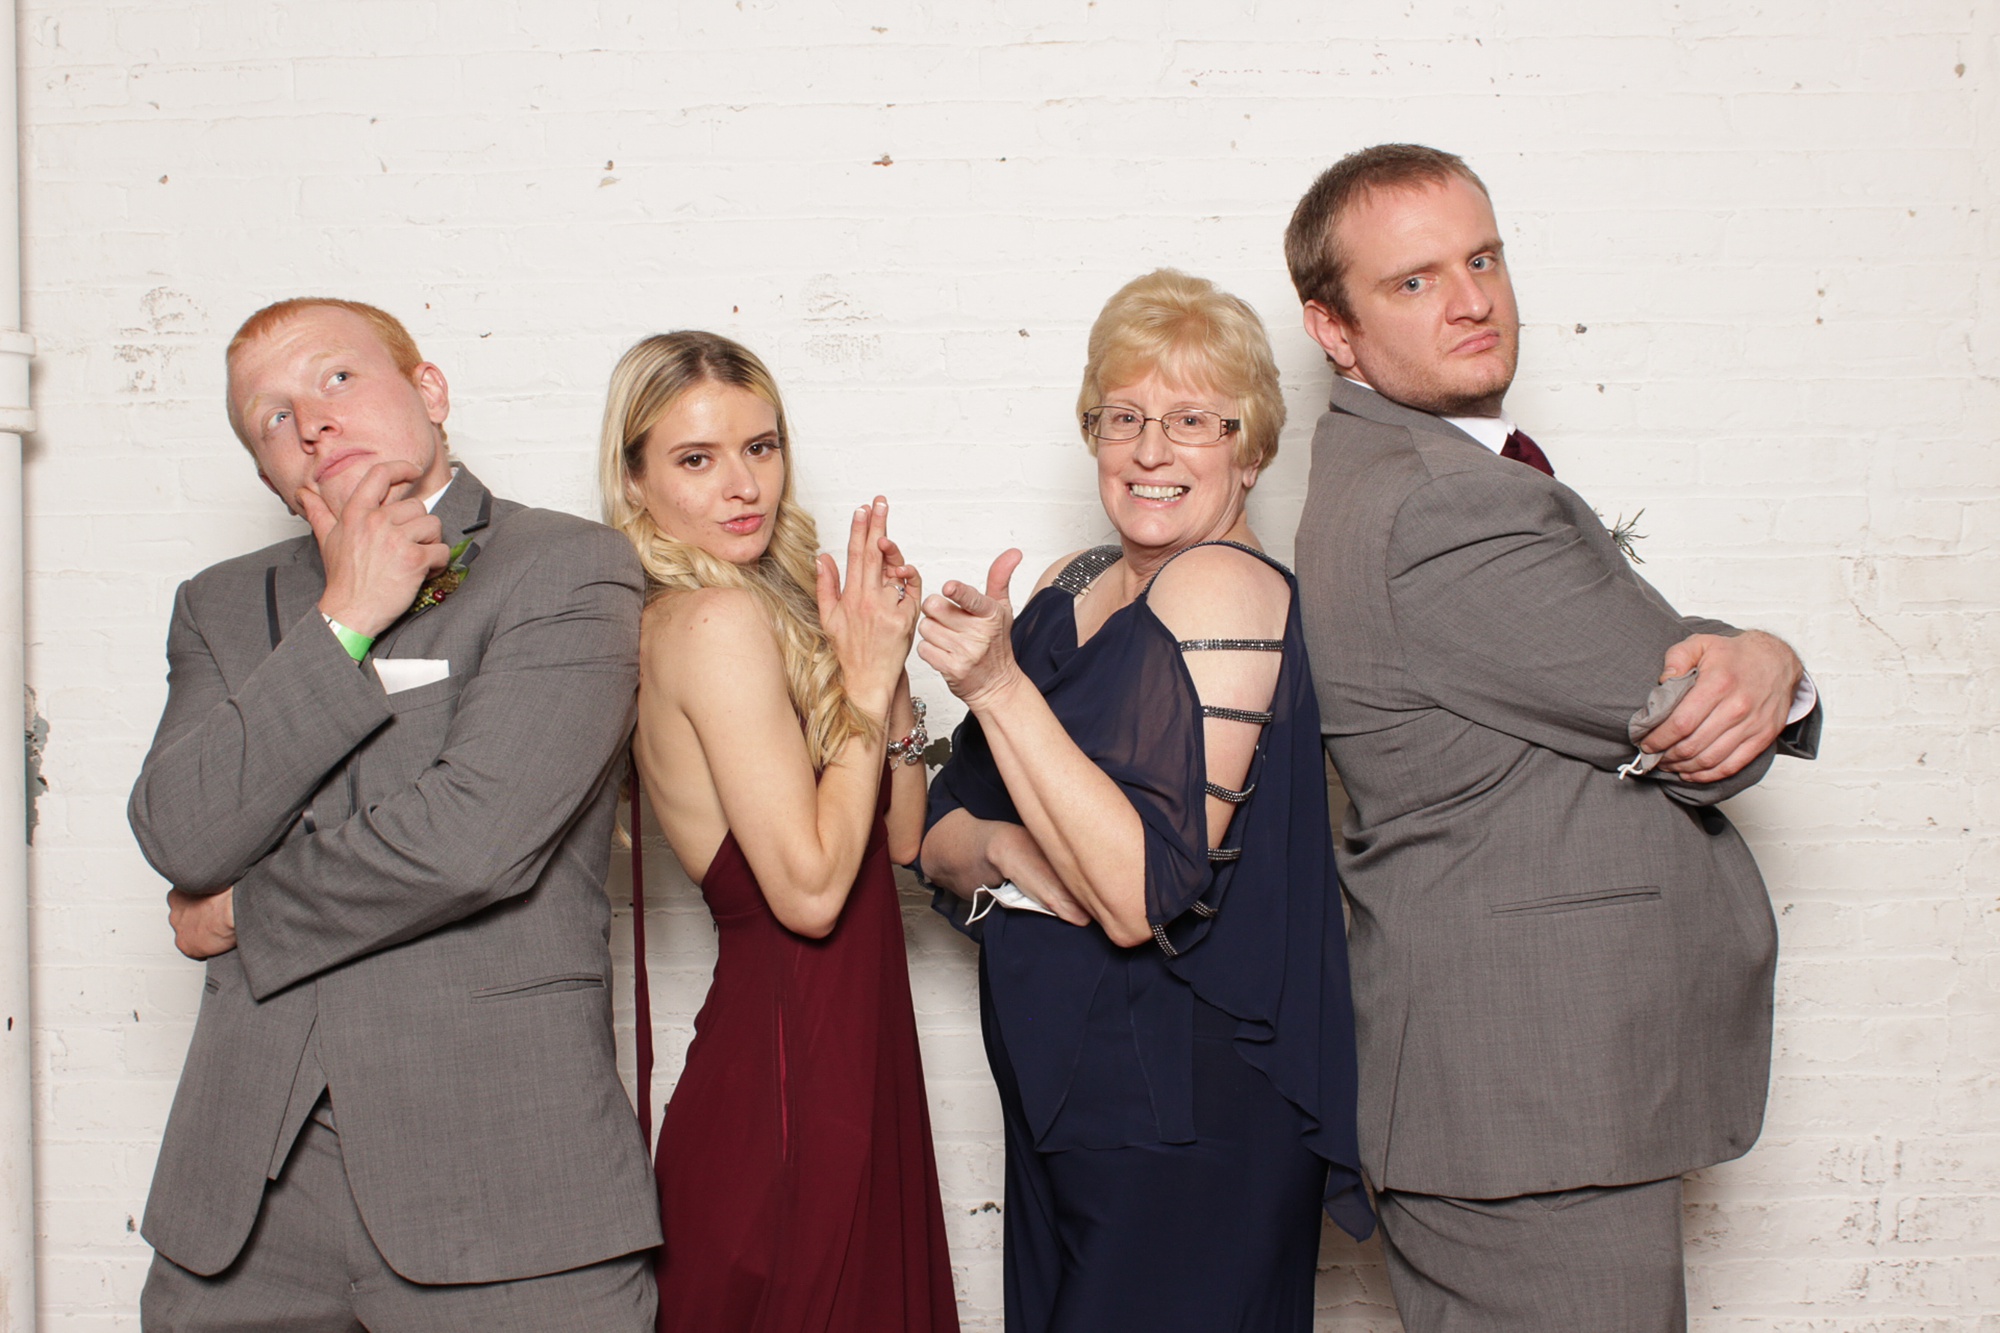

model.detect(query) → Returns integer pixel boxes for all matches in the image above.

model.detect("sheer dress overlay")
[926,542,1371,1236]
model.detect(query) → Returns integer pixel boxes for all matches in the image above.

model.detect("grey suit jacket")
[1293,378,1820,1199]
[129,468,662,1282]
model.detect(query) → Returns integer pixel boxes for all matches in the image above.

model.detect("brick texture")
[18,1,1997,1326]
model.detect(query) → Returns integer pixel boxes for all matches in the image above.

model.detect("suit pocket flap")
[469,973,606,1000]
[1491,887,1662,916]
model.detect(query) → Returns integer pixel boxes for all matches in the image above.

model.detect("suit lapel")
[1325,375,1487,452]
[429,465,495,552]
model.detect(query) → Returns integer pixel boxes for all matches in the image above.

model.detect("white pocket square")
[373,657,450,694]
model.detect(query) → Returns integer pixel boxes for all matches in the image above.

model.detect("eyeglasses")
[1081,407,1241,447]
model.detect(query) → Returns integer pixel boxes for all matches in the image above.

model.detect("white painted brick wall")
[18,1,1997,1326]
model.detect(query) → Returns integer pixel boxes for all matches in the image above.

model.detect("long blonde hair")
[599,332,873,772]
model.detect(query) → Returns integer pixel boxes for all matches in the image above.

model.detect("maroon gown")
[653,774,959,1333]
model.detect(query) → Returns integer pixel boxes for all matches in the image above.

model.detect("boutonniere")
[1599,509,1647,565]
[411,537,475,613]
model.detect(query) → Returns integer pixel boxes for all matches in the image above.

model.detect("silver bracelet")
[886,697,929,767]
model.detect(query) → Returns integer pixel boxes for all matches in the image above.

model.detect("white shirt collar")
[1341,376,1512,454]
[422,466,460,514]
[1442,412,1512,454]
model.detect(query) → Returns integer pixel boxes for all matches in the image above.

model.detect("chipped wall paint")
[21,688,42,847]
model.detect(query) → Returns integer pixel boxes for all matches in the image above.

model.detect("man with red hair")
[129,299,660,1329]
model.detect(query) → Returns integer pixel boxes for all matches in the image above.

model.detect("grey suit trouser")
[140,1119,656,1332]
[1376,1177,1686,1333]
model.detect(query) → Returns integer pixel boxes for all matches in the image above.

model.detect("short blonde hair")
[1075,269,1285,470]
[224,297,441,448]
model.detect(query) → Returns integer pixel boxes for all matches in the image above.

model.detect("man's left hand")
[1644,630,1803,783]
[167,887,237,960]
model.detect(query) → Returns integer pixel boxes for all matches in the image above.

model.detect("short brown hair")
[1284,144,1489,323]
[224,298,433,447]
[1076,269,1286,471]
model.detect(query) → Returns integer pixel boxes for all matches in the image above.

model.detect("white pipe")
[0,0,35,1326]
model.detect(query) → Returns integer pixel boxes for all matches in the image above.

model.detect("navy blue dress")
[927,543,1372,1333]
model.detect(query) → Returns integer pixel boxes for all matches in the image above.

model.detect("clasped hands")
[1642,630,1805,783]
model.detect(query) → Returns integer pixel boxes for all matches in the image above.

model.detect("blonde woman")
[600,332,957,1333]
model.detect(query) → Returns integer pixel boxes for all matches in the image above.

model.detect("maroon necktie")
[1501,428,1555,478]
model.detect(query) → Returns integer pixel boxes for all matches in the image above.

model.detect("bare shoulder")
[641,587,785,692]
[1030,547,1096,597]
[1148,543,1290,642]
[651,583,763,629]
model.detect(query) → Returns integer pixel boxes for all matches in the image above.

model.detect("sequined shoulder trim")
[1053,544,1123,597]
[1200,704,1274,725]
[1178,638,1284,653]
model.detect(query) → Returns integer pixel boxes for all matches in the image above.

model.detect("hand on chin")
[312,458,387,513]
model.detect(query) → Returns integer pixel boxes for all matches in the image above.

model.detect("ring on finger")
[896,579,909,603]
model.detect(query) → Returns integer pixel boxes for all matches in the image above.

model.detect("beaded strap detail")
[1152,922,1179,957]
[1148,541,1293,956]
[1053,545,1124,596]
[1201,704,1274,725]
[1177,638,1283,653]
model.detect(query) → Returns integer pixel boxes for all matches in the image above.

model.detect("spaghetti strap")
[1139,539,1291,594]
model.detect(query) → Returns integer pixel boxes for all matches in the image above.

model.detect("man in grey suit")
[129,298,660,1330]
[1285,145,1822,1330]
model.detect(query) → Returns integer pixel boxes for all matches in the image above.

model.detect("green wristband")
[326,617,374,663]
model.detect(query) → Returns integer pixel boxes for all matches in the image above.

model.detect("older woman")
[918,270,1372,1332]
